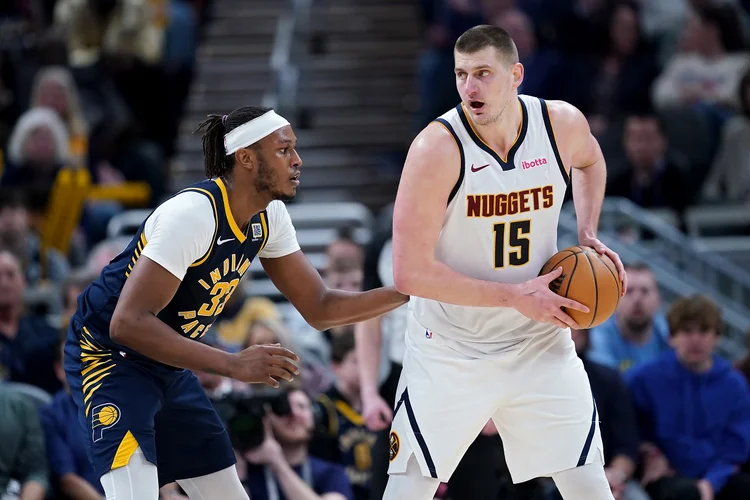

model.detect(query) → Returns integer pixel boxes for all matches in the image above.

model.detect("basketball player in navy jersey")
[64,106,409,500]
[384,26,627,500]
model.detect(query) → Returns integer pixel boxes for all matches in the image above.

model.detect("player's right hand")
[229,343,300,387]
[362,391,393,431]
[515,267,589,330]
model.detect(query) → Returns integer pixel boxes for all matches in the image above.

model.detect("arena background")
[1,0,750,499]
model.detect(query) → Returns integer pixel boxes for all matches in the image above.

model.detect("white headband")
[223,110,290,155]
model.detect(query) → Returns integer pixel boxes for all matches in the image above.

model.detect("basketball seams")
[540,249,576,276]
[581,250,599,329]
[597,254,621,307]
[563,254,578,299]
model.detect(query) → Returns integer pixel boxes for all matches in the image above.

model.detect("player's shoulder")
[543,99,586,127]
[150,190,215,228]
[265,199,288,216]
[409,121,462,160]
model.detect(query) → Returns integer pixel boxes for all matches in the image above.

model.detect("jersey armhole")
[539,98,570,185]
[180,188,220,267]
[433,118,465,205]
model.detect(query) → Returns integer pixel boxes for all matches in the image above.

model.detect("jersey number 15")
[493,221,531,268]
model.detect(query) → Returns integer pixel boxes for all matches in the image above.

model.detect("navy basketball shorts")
[63,319,236,486]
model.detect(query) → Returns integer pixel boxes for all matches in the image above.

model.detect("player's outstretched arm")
[111,257,298,386]
[548,101,627,295]
[260,251,408,331]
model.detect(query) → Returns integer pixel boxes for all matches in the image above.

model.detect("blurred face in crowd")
[326,267,363,292]
[617,268,661,332]
[22,125,58,168]
[36,77,70,120]
[623,116,666,170]
[0,205,30,238]
[670,325,718,371]
[333,349,361,396]
[493,10,535,60]
[0,251,24,309]
[610,3,639,56]
[271,390,314,446]
[247,322,280,346]
[325,239,362,269]
[680,10,717,55]
[455,45,523,126]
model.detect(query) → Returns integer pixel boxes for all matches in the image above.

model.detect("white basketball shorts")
[387,313,604,484]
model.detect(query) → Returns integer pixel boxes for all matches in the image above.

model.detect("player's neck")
[281,443,308,466]
[472,97,522,157]
[221,175,270,229]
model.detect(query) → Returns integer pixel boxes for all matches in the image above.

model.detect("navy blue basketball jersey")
[74,178,268,363]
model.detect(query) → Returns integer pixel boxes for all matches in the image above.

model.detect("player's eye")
[479,70,489,77]
[280,148,288,154]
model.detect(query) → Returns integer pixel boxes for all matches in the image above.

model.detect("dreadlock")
[194,106,272,179]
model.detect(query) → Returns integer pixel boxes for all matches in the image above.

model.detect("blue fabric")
[0,315,61,395]
[38,390,104,493]
[244,456,353,500]
[627,350,750,493]
[588,314,670,374]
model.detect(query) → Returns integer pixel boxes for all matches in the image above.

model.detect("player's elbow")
[109,309,137,345]
[393,259,420,296]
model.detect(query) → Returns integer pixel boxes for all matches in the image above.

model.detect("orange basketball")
[539,246,622,329]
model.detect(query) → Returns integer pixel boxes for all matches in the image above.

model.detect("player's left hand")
[579,236,627,296]
[244,417,284,466]
[604,467,626,499]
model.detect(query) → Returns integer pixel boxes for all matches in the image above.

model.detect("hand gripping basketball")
[515,267,590,329]
[228,343,300,387]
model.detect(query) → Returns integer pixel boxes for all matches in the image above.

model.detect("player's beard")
[482,95,513,126]
[254,151,295,202]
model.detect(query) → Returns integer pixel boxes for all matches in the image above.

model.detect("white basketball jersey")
[412,95,570,350]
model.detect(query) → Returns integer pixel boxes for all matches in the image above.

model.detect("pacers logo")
[91,403,121,442]
[388,431,400,462]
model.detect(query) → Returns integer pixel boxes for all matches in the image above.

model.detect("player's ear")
[234,147,257,171]
[512,62,524,89]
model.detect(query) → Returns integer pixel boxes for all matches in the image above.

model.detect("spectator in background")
[652,3,749,113]
[3,107,69,191]
[492,8,566,101]
[701,68,750,203]
[0,249,61,394]
[0,189,69,289]
[563,1,659,138]
[60,268,97,329]
[240,385,353,500]
[38,333,104,500]
[606,112,694,216]
[0,383,49,500]
[628,295,750,500]
[194,332,235,401]
[29,66,90,168]
[311,333,376,500]
[563,329,647,500]
[589,262,670,374]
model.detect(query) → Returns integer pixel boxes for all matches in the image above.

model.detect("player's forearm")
[355,318,383,396]
[394,259,520,308]
[110,313,233,376]
[60,473,104,500]
[310,287,408,331]
[269,459,324,500]
[20,481,46,500]
[572,159,606,240]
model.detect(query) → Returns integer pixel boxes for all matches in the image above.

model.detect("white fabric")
[258,200,300,259]
[177,464,249,500]
[100,447,160,500]
[383,456,440,500]
[387,313,603,484]
[140,195,300,280]
[411,95,570,352]
[224,111,290,155]
[141,192,215,280]
[550,460,614,500]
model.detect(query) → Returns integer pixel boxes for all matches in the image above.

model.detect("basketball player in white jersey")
[383,25,628,500]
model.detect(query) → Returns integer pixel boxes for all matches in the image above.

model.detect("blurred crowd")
[2,0,750,500]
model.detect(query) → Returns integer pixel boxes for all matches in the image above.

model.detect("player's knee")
[100,448,159,500]
[383,456,441,500]
[551,462,614,500]
[177,465,249,500]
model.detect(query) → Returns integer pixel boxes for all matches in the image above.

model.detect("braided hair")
[194,106,272,179]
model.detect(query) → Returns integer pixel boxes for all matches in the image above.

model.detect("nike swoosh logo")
[216,237,235,245]
[471,163,490,172]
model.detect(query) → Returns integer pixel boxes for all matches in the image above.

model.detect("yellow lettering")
[210,269,221,284]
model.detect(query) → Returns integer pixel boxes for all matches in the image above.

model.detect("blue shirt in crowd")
[627,350,750,493]
[244,456,353,500]
[588,314,670,374]
[38,389,104,493]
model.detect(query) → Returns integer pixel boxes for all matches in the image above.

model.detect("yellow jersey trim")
[215,177,247,243]
[183,187,219,268]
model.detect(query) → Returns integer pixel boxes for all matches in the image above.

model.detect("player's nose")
[291,149,302,169]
